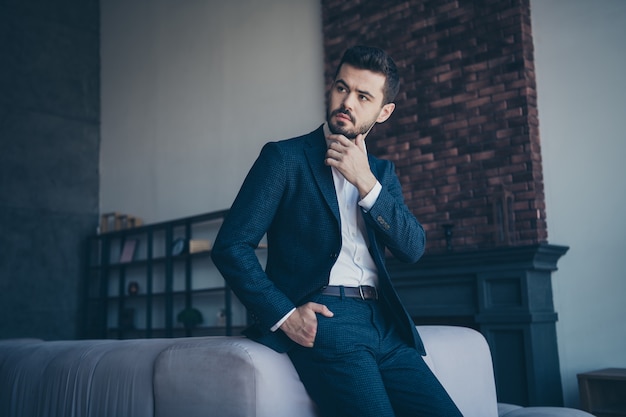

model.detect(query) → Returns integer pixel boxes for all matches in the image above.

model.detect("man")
[212,46,462,417]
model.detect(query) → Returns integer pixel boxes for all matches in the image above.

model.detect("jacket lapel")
[303,128,382,230]
[304,128,340,224]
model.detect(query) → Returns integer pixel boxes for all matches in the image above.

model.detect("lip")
[334,112,352,123]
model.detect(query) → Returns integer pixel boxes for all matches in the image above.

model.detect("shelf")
[89,250,213,269]
[82,209,251,340]
[97,287,229,301]
[89,246,266,269]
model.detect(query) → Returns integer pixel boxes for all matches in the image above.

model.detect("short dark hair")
[334,45,400,104]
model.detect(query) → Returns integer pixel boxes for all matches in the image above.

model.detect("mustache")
[330,108,355,124]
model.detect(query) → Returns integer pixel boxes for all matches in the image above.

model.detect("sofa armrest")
[417,325,499,417]
[153,336,317,417]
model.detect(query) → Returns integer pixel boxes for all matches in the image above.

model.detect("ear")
[375,103,396,124]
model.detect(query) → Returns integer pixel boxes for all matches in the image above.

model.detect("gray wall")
[532,0,626,407]
[0,2,100,340]
[100,0,326,222]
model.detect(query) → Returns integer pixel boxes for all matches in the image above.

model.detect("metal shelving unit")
[82,209,257,339]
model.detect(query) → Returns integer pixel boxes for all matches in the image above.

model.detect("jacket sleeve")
[211,142,295,332]
[363,159,426,263]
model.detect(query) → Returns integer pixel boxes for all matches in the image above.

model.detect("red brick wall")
[322,0,547,253]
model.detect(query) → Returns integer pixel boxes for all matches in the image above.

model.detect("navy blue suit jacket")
[212,125,427,354]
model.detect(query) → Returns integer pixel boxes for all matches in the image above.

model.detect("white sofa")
[0,326,592,417]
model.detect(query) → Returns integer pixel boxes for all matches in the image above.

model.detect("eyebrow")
[335,79,377,100]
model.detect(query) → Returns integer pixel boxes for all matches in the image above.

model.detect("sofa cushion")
[499,407,595,417]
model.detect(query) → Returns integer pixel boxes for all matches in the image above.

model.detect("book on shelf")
[188,239,212,253]
[119,239,138,263]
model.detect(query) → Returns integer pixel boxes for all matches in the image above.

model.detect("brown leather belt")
[321,285,378,300]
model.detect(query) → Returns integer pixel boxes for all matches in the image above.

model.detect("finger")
[308,302,334,317]
[355,134,366,151]
[325,157,339,167]
[326,133,351,146]
[320,305,334,318]
[326,142,342,154]
[301,336,315,348]
[325,148,342,161]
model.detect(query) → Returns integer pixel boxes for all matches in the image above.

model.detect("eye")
[336,85,347,93]
[359,95,369,102]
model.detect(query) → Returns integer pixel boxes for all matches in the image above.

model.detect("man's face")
[326,64,395,139]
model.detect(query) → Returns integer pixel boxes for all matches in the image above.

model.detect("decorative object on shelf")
[119,239,138,263]
[100,212,143,233]
[217,308,226,326]
[171,238,187,256]
[189,239,211,253]
[171,238,212,256]
[442,224,454,251]
[127,281,139,296]
[177,307,204,330]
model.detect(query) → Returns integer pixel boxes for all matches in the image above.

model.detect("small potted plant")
[177,307,204,331]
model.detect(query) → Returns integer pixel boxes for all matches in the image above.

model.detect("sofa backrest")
[0,338,186,417]
[0,325,499,417]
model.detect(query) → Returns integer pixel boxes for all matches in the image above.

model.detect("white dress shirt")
[271,124,381,331]
[324,124,380,288]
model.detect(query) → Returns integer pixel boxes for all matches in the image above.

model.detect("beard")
[327,108,377,140]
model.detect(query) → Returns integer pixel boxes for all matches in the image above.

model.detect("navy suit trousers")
[287,293,463,417]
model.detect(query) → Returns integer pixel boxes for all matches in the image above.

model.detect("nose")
[341,92,357,112]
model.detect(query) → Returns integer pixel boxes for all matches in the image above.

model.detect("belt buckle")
[359,285,366,300]
[359,285,370,301]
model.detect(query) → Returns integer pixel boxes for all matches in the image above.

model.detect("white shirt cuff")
[270,308,296,332]
[358,181,382,211]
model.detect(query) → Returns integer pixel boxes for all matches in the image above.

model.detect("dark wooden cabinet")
[578,368,626,417]
[83,209,262,339]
